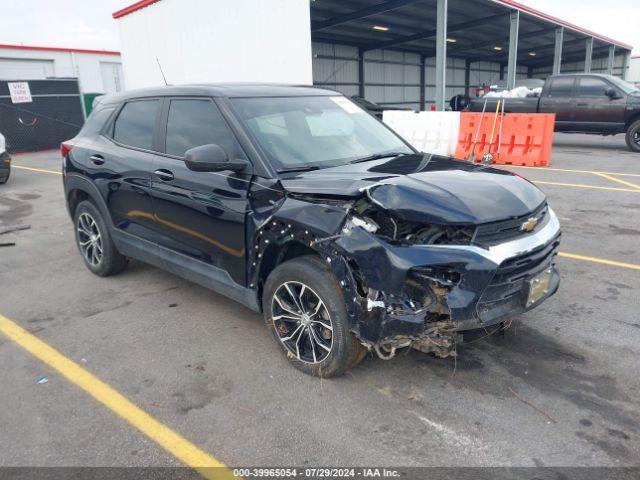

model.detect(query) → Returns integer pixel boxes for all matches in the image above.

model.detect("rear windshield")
[230,96,412,171]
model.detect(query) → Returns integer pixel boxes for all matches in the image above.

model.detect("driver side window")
[164,98,246,159]
[578,77,612,97]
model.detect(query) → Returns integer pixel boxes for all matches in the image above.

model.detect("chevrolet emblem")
[521,217,538,232]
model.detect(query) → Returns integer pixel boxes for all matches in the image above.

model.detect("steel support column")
[553,27,564,75]
[420,55,426,111]
[435,0,447,111]
[464,59,471,97]
[358,48,365,98]
[584,37,593,73]
[607,45,615,75]
[506,10,519,90]
[622,51,631,80]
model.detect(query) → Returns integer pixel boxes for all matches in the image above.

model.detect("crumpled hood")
[280,154,546,224]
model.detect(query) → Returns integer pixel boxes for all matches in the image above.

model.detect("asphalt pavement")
[0,133,639,470]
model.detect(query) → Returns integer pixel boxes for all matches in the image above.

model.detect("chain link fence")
[0,79,85,154]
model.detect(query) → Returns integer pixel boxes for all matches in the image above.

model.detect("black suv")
[63,85,561,377]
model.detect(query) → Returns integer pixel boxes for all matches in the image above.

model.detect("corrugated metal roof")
[112,0,633,66]
[491,0,632,50]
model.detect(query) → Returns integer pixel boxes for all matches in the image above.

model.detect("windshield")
[230,95,413,171]
[606,75,639,94]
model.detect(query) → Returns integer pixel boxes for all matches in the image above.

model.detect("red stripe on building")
[113,0,162,19]
[0,44,120,56]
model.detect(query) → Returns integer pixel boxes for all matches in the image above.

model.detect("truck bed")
[469,96,540,113]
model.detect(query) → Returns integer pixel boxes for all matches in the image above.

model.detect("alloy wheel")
[271,281,334,364]
[77,212,103,267]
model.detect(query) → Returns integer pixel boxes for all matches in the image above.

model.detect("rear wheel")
[74,200,128,276]
[0,170,9,184]
[625,120,640,153]
[263,256,367,377]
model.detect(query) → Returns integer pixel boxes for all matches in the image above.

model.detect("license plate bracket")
[526,268,552,307]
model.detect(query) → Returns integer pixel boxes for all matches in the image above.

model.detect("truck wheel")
[262,255,367,377]
[74,200,128,277]
[625,120,640,153]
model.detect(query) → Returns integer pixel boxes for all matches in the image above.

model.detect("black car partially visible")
[0,133,10,184]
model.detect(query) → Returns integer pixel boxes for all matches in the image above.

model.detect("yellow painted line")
[504,165,640,178]
[13,165,62,175]
[127,210,245,258]
[558,252,640,271]
[532,180,640,193]
[0,313,237,480]
[594,172,640,191]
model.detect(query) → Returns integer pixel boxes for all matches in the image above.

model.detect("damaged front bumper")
[249,182,561,360]
[334,208,561,357]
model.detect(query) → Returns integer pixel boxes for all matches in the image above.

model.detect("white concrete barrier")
[383,110,461,157]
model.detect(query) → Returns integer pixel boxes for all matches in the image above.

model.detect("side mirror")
[184,144,249,173]
[605,87,619,99]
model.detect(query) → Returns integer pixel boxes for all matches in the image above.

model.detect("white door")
[100,62,124,93]
[0,58,54,79]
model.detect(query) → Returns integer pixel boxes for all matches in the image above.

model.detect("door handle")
[154,169,174,181]
[577,103,589,107]
[90,154,105,165]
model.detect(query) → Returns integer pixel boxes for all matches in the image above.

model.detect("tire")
[73,200,128,277]
[0,171,9,184]
[625,120,640,153]
[262,255,367,377]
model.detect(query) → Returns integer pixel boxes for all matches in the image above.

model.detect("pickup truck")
[469,73,640,153]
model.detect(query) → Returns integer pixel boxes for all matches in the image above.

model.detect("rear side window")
[113,100,159,150]
[547,77,574,97]
[79,108,114,137]
[578,77,610,97]
[165,99,245,158]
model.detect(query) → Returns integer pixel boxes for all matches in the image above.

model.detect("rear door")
[539,76,576,130]
[574,76,627,132]
[71,98,160,241]
[103,98,161,240]
[150,97,251,285]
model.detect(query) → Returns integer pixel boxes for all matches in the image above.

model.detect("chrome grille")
[473,203,548,247]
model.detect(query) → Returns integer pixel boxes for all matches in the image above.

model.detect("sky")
[0,0,637,54]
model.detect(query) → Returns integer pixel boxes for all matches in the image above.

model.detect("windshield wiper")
[349,152,409,164]
[276,165,320,173]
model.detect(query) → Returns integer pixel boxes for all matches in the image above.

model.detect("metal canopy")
[310,0,631,67]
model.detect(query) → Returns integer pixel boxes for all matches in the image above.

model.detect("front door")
[574,76,627,132]
[150,97,251,285]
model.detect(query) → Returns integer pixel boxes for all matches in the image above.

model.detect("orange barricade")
[454,112,555,167]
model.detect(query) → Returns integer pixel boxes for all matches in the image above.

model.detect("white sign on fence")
[8,82,33,104]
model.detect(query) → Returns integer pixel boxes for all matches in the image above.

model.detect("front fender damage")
[247,180,498,360]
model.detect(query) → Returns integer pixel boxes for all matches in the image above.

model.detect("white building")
[0,44,124,96]
[629,55,640,87]
[113,0,312,89]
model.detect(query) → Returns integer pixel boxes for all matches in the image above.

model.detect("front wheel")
[262,256,367,377]
[625,120,640,153]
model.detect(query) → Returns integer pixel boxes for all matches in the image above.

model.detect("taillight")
[61,140,74,158]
